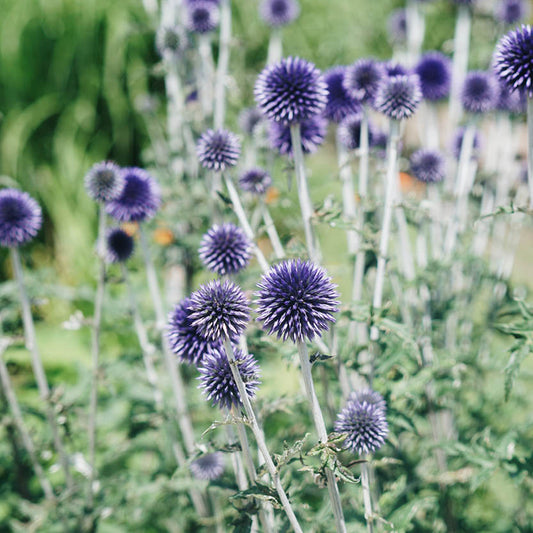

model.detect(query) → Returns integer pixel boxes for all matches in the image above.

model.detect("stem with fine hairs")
[361,460,374,533]
[214,0,231,129]
[259,197,285,259]
[267,27,282,65]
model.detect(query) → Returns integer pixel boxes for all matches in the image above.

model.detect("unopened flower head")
[84,161,124,203]
[461,71,498,114]
[186,1,220,34]
[106,228,134,263]
[239,168,272,196]
[374,74,422,120]
[190,452,225,481]
[415,52,452,101]
[0,189,42,248]
[196,129,241,172]
[337,113,376,151]
[343,59,384,104]
[268,115,327,156]
[259,0,300,27]
[410,149,446,183]
[323,66,362,123]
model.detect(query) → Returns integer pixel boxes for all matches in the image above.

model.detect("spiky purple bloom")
[496,80,527,113]
[374,74,422,120]
[84,161,124,203]
[186,1,220,34]
[268,115,327,156]
[254,57,329,124]
[337,113,375,151]
[106,228,134,263]
[322,67,362,123]
[495,0,528,24]
[238,107,263,136]
[387,9,407,44]
[415,52,452,101]
[335,390,388,456]
[461,71,498,114]
[239,168,272,196]
[106,168,161,223]
[196,129,241,172]
[259,0,300,27]
[494,25,533,97]
[189,280,250,341]
[167,298,221,366]
[190,453,225,481]
[383,62,409,78]
[156,25,187,57]
[0,189,42,248]
[451,126,481,160]
[256,259,339,343]
[198,345,260,410]
[199,223,251,276]
[410,149,446,183]
[343,59,384,104]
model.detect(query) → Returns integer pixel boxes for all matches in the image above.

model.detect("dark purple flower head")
[496,80,527,113]
[343,59,384,104]
[415,52,452,101]
[198,345,260,410]
[387,9,407,44]
[186,1,220,34]
[259,0,300,27]
[372,130,388,151]
[106,228,134,263]
[84,161,124,203]
[196,129,241,172]
[189,280,250,341]
[335,390,388,455]
[461,71,498,113]
[322,66,362,123]
[268,115,327,157]
[156,25,187,57]
[190,452,225,481]
[383,62,409,78]
[451,126,481,160]
[374,74,422,120]
[254,57,329,124]
[494,25,533,97]
[239,168,272,196]
[0,189,42,248]
[256,259,339,343]
[410,149,446,183]
[167,298,221,366]
[238,107,263,136]
[337,113,376,151]
[495,0,528,24]
[106,168,161,222]
[199,223,251,276]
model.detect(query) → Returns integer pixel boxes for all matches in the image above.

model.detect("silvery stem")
[427,185,443,261]
[11,247,72,489]
[361,460,374,533]
[142,0,158,17]
[527,97,533,207]
[267,28,282,65]
[260,198,285,259]
[425,103,439,150]
[290,124,321,264]
[214,0,231,129]
[296,341,347,533]
[406,0,424,66]
[337,133,358,256]
[222,340,303,533]
[224,423,249,490]
[198,35,214,117]
[164,54,185,177]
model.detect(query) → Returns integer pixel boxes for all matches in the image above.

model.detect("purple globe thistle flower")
[387,9,407,44]
[196,129,241,172]
[335,390,388,456]
[495,0,528,25]
[254,57,329,124]
[372,130,388,151]
[186,1,220,34]
[451,126,481,159]
[199,223,251,276]
[496,80,527,113]
[106,228,134,263]
[259,0,300,27]
[84,161,124,203]
[337,113,376,151]
[322,66,362,123]
[414,52,452,101]
[410,149,446,183]
[238,107,263,136]
[239,168,272,196]
[198,345,260,410]
[189,280,250,341]
[356,389,387,411]
[0,189,42,248]
[343,59,384,104]
[268,115,327,156]
[190,453,225,481]
[494,25,533,97]
[106,168,161,223]
[374,74,422,120]
[383,62,409,78]
[461,71,499,114]
[156,25,187,57]
[256,259,339,343]
[167,298,222,366]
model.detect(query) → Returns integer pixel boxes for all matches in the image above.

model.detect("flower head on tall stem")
[338,113,376,151]
[0,189,42,248]
[415,52,452,101]
[322,66,362,123]
[196,129,241,171]
[268,115,327,156]
[190,452,225,480]
[343,59,384,104]
[84,161,124,203]
[106,228,134,263]
[259,0,300,27]
[387,9,407,45]
[495,0,528,24]
[374,74,422,120]
[239,168,272,196]
[461,71,498,113]
[186,1,220,34]
[410,149,446,183]
[383,61,409,78]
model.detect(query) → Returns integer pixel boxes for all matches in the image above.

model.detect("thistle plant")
[260,0,300,64]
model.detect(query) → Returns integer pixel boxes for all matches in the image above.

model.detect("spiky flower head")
[199,223,251,276]
[495,0,528,24]
[343,59,384,104]
[186,1,220,34]
[106,228,134,263]
[0,189,42,248]
[387,9,407,44]
[410,149,446,183]
[198,345,261,410]
[461,71,498,113]
[189,280,250,341]
[256,259,339,343]
[322,66,362,123]
[335,390,388,455]
[190,453,225,481]
[337,113,375,151]
[106,168,161,222]
[268,115,327,156]
[451,126,481,160]
[382,62,409,78]
[238,107,263,136]
[254,57,329,124]
[196,129,241,172]
[374,74,422,120]
[167,298,222,366]
[239,168,272,196]
[156,25,187,57]
[84,161,124,203]
[494,25,533,97]
[415,52,452,101]
[259,0,300,27]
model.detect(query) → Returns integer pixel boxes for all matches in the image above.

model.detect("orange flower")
[154,227,174,246]
[265,186,280,205]
[399,171,425,195]
[121,222,139,237]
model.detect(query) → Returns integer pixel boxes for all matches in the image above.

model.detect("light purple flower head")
[106,228,134,263]
[337,113,376,151]
[323,66,362,123]
[0,189,42,248]
[196,129,241,172]
[495,0,528,24]
[84,161,124,203]
[415,52,452,101]
[259,0,300,27]
[383,62,409,78]
[268,115,327,157]
[387,9,407,44]
[461,71,499,114]
[186,1,220,34]
[254,57,329,124]
[410,149,446,183]
[190,452,225,481]
[374,74,422,120]
[496,80,527,113]
[239,168,272,196]
[343,59,384,104]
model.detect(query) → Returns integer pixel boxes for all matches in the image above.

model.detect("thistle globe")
[387,9,407,44]
[383,61,409,78]
[106,228,135,263]
[461,71,498,113]
[410,149,446,183]
[343,59,384,103]
[259,0,300,27]
[0,189,42,248]
[415,52,452,101]
[196,129,241,172]
[374,74,422,120]
[84,161,124,203]
[186,1,220,34]
[322,66,362,123]
[239,168,272,196]
[495,0,528,25]
[190,453,225,481]
[338,113,376,151]
[268,115,327,156]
